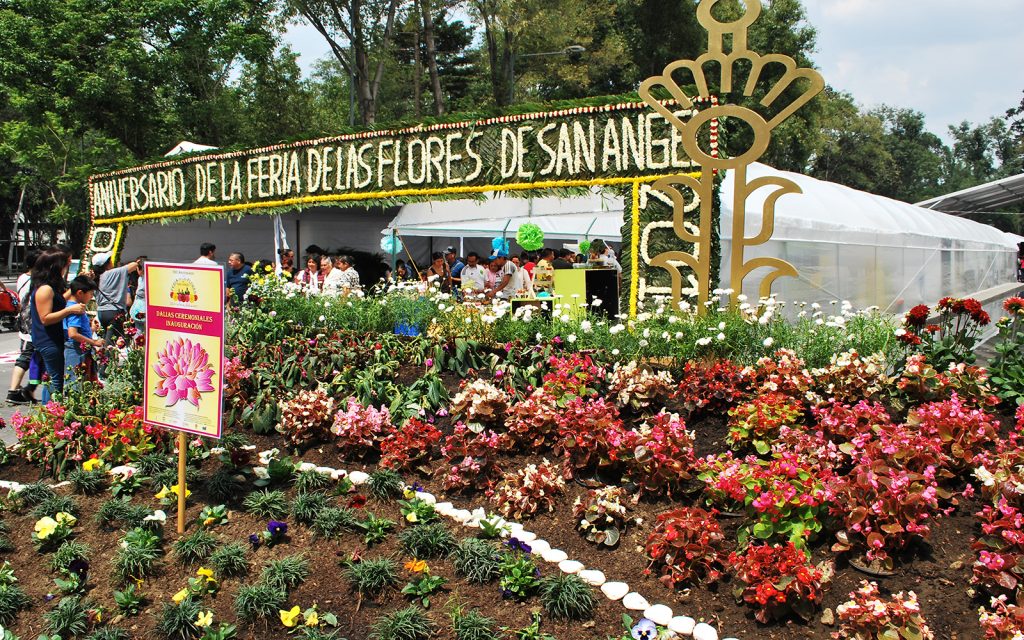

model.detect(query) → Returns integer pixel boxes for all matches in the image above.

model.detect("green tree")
[808,90,895,195]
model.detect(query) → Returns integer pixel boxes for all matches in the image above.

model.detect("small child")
[63,276,105,389]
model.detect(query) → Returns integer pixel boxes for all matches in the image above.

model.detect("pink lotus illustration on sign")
[152,337,216,408]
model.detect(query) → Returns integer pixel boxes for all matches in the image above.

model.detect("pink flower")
[152,337,216,408]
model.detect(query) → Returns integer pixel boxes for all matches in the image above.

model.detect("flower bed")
[0,288,1023,640]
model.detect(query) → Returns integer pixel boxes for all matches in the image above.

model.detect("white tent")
[386,163,1022,311]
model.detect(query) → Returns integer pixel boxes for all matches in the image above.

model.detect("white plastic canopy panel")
[387,189,624,239]
[720,163,1023,312]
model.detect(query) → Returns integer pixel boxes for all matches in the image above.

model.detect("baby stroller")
[0,282,19,332]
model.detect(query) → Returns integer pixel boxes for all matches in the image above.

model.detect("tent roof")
[386,189,623,240]
[386,163,1022,249]
[164,141,219,157]
[916,172,1024,214]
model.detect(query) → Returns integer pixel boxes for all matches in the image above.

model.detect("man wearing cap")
[485,250,519,300]
[93,252,142,343]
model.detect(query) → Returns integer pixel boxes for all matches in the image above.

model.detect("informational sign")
[143,262,224,439]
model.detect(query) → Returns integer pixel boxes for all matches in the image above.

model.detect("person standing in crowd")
[552,249,574,269]
[335,255,361,295]
[63,276,105,390]
[278,248,295,275]
[486,250,519,299]
[94,252,142,344]
[30,248,85,398]
[295,254,323,291]
[459,252,487,294]
[424,252,452,292]
[226,252,253,305]
[445,248,465,287]
[321,255,344,294]
[533,248,555,293]
[7,249,41,404]
[194,243,217,266]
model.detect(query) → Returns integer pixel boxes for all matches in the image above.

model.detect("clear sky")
[283,0,1024,140]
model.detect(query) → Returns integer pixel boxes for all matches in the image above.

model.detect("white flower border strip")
[0,450,736,640]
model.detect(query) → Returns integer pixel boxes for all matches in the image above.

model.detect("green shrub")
[367,469,404,501]
[155,596,201,640]
[95,498,135,528]
[312,507,357,539]
[44,595,91,637]
[85,627,131,640]
[172,529,218,565]
[370,605,435,640]
[399,523,456,559]
[152,466,201,490]
[234,582,287,622]
[260,554,310,591]
[538,574,595,621]
[209,542,248,578]
[243,489,289,519]
[0,583,30,626]
[450,539,502,584]
[135,453,174,476]
[292,491,330,525]
[343,558,399,598]
[204,468,246,504]
[111,529,162,584]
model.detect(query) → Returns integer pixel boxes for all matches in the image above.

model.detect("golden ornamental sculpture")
[638,0,824,312]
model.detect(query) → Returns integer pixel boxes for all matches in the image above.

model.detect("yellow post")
[177,432,187,535]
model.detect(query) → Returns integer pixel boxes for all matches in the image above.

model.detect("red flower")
[1003,296,1024,314]
[904,304,930,328]
[347,494,367,509]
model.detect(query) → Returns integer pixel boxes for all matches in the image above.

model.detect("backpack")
[18,280,32,336]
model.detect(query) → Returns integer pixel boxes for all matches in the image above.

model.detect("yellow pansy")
[280,605,301,628]
[34,517,58,540]
[403,488,416,500]
[404,559,427,573]
[196,610,214,628]
[203,517,216,526]
[172,588,189,604]
[305,610,319,627]
[155,485,171,500]
[406,512,418,523]
[82,458,102,472]
[196,567,215,582]
[55,512,76,527]
[171,484,191,499]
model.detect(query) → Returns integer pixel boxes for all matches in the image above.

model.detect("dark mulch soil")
[0,367,1015,639]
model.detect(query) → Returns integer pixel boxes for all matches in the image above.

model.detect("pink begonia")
[152,337,216,407]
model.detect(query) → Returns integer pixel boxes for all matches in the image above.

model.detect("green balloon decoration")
[516,223,545,251]
[578,240,592,255]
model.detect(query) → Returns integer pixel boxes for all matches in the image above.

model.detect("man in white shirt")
[193,243,218,266]
[459,252,487,294]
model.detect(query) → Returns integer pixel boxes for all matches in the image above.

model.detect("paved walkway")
[0,330,24,446]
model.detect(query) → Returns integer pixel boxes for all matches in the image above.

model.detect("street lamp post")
[508,45,586,105]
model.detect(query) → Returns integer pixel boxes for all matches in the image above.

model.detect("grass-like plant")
[450,539,502,584]
[312,507,357,539]
[370,605,435,640]
[204,467,246,504]
[44,595,91,638]
[242,489,289,519]
[451,607,500,640]
[134,453,174,476]
[234,581,287,622]
[155,596,201,640]
[172,529,218,565]
[367,469,404,501]
[152,466,201,490]
[343,557,399,598]
[399,523,456,559]
[49,540,91,573]
[111,528,162,584]
[538,573,595,621]
[85,627,131,640]
[0,535,13,553]
[292,491,330,525]
[15,482,56,508]
[113,582,144,615]
[0,582,30,626]
[67,468,108,495]
[31,494,79,519]
[260,554,310,591]
[95,498,135,528]
[209,542,249,578]
[294,469,333,494]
